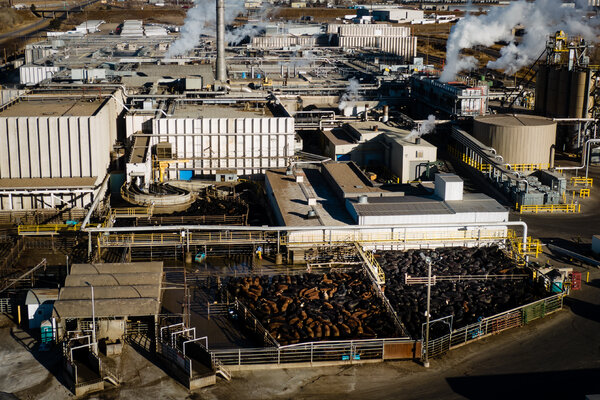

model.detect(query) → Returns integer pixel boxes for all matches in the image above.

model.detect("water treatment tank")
[472,114,556,165]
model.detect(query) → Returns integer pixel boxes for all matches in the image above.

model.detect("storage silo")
[472,114,557,166]
[569,70,588,119]
[545,68,560,116]
[534,65,548,114]
[557,69,571,117]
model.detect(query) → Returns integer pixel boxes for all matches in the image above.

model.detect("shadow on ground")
[563,296,600,324]
[446,368,600,400]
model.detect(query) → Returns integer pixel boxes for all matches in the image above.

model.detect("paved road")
[0,0,99,44]
[0,19,49,43]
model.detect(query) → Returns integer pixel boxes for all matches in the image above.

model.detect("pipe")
[80,174,110,231]
[555,139,600,173]
[216,0,227,82]
[82,221,529,252]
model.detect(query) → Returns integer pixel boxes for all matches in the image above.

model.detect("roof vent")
[307,210,318,219]
[358,195,368,204]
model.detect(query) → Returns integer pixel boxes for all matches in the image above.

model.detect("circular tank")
[473,114,556,165]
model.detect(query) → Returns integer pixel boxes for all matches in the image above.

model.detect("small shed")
[215,169,238,182]
[25,289,59,329]
[53,262,164,341]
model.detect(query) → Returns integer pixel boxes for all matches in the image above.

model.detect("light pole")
[420,253,432,368]
[85,281,97,354]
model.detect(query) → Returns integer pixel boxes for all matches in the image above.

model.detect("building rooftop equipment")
[265,168,355,227]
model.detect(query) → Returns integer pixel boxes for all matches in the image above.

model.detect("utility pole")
[85,281,97,355]
[420,253,432,368]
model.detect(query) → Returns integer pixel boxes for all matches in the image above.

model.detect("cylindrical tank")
[534,65,547,114]
[473,114,557,165]
[546,68,560,116]
[569,70,587,119]
[557,69,570,117]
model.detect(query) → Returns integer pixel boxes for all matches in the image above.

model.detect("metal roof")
[350,193,506,217]
[53,298,160,319]
[53,262,163,319]
[25,289,59,305]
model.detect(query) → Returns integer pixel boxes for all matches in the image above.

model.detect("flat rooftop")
[0,97,105,117]
[266,168,354,227]
[323,162,403,198]
[349,193,507,217]
[171,103,276,118]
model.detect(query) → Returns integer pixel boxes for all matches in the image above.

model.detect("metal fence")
[211,338,415,367]
[424,293,564,359]
[0,297,12,313]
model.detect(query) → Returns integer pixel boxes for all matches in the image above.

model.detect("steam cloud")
[405,115,436,142]
[440,0,599,81]
[338,78,360,110]
[166,0,246,57]
[226,2,275,45]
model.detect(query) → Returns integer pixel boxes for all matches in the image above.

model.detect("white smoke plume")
[226,2,274,45]
[166,0,246,57]
[405,114,436,142]
[440,0,599,81]
[338,77,360,111]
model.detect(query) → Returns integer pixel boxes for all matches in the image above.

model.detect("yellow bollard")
[586,271,590,282]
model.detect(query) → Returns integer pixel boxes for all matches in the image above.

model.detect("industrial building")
[0,2,586,397]
[411,76,489,117]
[265,161,509,251]
[320,120,437,183]
[53,262,164,341]
[0,89,124,210]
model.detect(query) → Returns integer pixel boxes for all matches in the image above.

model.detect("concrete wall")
[152,117,295,176]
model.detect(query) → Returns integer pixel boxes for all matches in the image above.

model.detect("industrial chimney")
[216,0,227,82]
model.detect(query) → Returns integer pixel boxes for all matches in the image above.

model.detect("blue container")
[551,281,563,293]
[179,170,193,180]
[257,73,261,79]
[241,72,247,79]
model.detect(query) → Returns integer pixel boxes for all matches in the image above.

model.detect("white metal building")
[328,24,417,59]
[126,101,297,180]
[0,90,124,210]
[265,163,509,250]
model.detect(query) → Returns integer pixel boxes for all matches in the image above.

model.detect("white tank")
[473,114,556,166]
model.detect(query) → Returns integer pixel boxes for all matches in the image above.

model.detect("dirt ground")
[0,8,40,34]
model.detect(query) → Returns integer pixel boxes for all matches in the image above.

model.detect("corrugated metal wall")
[152,116,295,176]
[338,25,411,37]
[0,100,118,180]
[338,36,416,58]
[19,65,61,85]
[473,119,557,165]
[251,35,318,49]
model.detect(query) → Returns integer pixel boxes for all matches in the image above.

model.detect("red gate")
[571,272,582,290]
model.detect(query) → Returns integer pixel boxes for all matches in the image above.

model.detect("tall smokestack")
[216,0,227,82]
